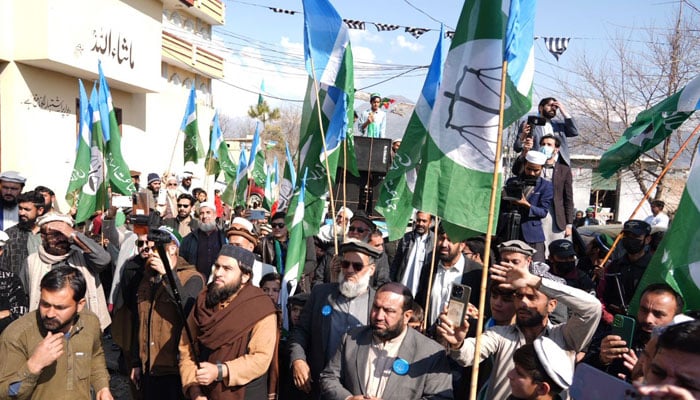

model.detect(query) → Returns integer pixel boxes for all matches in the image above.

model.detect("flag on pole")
[234,147,249,206]
[411,0,535,238]
[264,164,274,210]
[599,75,700,178]
[258,79,265,106]
[204,112,236,179]
[74,84,108,224]
[66,80,93,207]
[376,25,446,240]
[97,62,135,195]
[293,0,355,236]
[250,123,267,186]
[280,168,307,330]
[181,86,205,163]
[277,143,297,213]
[629,146,700,314]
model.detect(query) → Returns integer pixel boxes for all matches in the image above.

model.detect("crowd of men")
[0,96,698,400]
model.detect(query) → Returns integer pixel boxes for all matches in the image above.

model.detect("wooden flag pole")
[600,122,700,267]
[421,216,441,333]
[468,59,509,400]
[309,59,339,255]
[166,127,182,178]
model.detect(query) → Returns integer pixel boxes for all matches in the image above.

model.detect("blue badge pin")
[392,358,409,375]
[321,304,332,316]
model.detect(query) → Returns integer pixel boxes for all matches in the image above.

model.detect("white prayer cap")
[533,336,573,390]
[525,150,547,165]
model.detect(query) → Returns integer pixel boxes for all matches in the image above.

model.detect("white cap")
[337,207,353,219]
[231,217,254,233]
[199,201,217,212]
[533,336,573,389]
[525,150,547,166]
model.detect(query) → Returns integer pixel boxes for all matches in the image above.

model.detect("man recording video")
[514,98,578,166]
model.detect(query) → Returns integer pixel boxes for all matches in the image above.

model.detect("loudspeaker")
[332,171,384,216]
[353,136,392,174]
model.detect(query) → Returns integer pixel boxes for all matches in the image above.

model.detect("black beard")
[371,322,404,341]
[17,218,35,231]
[2,197,17,207]
[40,312,77,334]
[516,310,545,328]
[205,280,241,308]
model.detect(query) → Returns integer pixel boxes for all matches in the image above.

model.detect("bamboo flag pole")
[421,216,441,333]
[342,136,348,243]
[468,59,509,400]
[309,58,339,255]
[600,122,700,267]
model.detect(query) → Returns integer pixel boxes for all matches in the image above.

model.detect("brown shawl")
[194,284,277,400]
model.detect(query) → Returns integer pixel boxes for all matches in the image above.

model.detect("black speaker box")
[331,171,384,216]
[353,136,392,173]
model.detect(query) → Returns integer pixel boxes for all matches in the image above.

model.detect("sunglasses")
[136,240,156,252]
[348,226,367,234]
[177,203,190,208]
[271,223,285,229]
[340,260,370,271]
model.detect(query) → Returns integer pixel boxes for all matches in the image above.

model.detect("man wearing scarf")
[179,244,278,400]
[22,212,112,331]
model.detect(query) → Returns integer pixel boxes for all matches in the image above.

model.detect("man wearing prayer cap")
[0,170,26,230]
[289,238,381,398]
[180,201,227,281]
[357,93,387,138]
[179,244,279,400]
[499,149,553,262]
[436,238,601,400]
[23,212,112,330]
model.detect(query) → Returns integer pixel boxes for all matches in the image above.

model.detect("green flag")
[599,75,700,178]
[205,112,236,179]
[75,85,108,224]
[66,80,92,207]
[376,26,445,240]
[98,62,135,195]
[629,146,700,314]
[411,0,535,239]
[253,149,266,187]
[182,86,205,163]
[280,169,307,329]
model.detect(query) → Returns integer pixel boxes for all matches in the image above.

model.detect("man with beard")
[179,244,278,400]
[22,212,112,331]
[179,171,195,195]
[146,173,163,207]
[320,282,453,399]
[415,223,483,328]
[164,193,199,238]
[290,239,381,398]
[437,240,601,400]
[131,226,204,398]
[1,191,46,280]
[514,97,578,166]
[390,211,434,296]
[0,266,113,399]
[180,201,227,281]
[0,171,26,230]
[34,185,57,213]
[499,151,553,262]
[158,175,181,219]
[600,220,653,319]
[584,283,683,380]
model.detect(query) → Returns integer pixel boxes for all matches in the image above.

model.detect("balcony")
[162,31,224,79]
[161,0,224,26]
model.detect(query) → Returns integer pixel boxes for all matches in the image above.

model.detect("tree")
[553,4,700,207]
[247,99,281,128]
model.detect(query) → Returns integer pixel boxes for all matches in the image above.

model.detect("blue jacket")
[501,176,553,244]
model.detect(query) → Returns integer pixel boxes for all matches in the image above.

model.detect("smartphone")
[446,284,471,327]
[611,314,636,349]
[248,210,265,221]
[111,194,133,208]
[527,115,547,126]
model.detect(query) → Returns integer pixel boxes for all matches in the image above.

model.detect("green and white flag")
[412,0,535,238]
[280,169,307,330]
[376,26,445,240]
[629,145,700,314]
[66,80,92,208]
[98,62,135,195]
[599,75,700,178]
[181,86,205,164]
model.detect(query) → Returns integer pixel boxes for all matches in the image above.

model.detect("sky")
[212,0,694,118]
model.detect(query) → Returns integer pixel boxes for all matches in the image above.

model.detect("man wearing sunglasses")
[163,193,199,238]
[289,239,382,398]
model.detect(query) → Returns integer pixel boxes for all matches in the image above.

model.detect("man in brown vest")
[130,226,204,398]
[179,244,278,400]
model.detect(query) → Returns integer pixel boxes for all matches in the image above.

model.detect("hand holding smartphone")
[446,284,472,327]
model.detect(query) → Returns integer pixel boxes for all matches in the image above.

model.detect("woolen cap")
[147,173,160,184]
[498,240,536,257]
[226,217,258,246]
[0,171,26,184]
[156,225,182,247]
[623,219,651,236]
[548,239,576,258]
[533,336,573,389]
[218,244,256,270]
[340,238,382,259]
